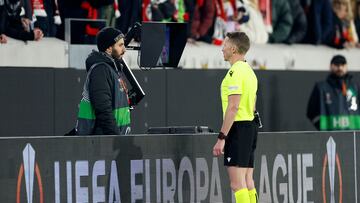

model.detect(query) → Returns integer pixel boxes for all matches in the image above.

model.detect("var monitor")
[140,22,187,68]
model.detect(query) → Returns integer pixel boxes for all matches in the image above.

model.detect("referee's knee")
[230,183,241,192]
[246,178,255,189]
[230,181,246,192]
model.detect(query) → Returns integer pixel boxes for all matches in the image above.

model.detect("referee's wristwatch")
[217,132,227,140]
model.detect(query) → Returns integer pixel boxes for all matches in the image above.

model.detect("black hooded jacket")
[77,50,130,135]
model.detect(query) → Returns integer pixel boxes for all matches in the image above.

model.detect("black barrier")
[0,132,359,202]
[3,68,360,136]
[0,134,232,202]
[254,131,357,203]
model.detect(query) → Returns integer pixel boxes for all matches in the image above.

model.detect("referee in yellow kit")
[213,32,258,203]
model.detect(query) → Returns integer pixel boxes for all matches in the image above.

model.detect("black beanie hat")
[96,27,125,52]
[330,54,347,65]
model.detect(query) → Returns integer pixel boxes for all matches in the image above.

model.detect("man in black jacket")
[76,27,131,135]
[1,0,43,42]
[307,55,360,130]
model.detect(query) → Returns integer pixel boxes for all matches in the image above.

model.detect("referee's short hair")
[226,32,250,55]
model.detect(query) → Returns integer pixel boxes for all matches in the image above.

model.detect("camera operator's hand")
[33,28,44,41]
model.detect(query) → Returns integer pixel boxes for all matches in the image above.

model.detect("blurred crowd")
[1,0,360,49]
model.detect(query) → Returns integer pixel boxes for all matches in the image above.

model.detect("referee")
[213,32,258,203]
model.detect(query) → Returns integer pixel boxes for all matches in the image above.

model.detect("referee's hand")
[213,140,225,156]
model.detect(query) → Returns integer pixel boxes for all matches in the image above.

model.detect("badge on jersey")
[228,86,239,91]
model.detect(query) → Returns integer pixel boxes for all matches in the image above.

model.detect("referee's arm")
[220,94,241,136]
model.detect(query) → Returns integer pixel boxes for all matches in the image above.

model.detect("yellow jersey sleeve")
[226,68,243,95]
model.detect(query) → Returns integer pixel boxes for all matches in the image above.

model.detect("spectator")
[351,0,357,16]
[307,55,360,130]
[285,0,307,44]
[236,0,269,44]
[78,0,121,44]
[185,0,196,37]
[346,0,360,46]
[80,0,101,43]
[143,0,192,38]
[355,1,360,46]
[142,0,151,21]
[97,0,120,27]
[303,0,333,44]
[150,0,178,22]
[212,0,227,45]
[223,0,237,33]
[348,0,359,45]
[19,0,33,30]
[191,0,216,43]
[326,0,357,49]
[28,0,61,37]
[56,0,84,39]
[143,0,190,27]
[115,0,141,34]
[300,0,311,13]
[1,0,43,42]
[0,0,8,43]
[269,0,293,43]
[258,0,272,33]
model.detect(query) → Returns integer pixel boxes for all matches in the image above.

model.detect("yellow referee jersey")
[221,61,258,121]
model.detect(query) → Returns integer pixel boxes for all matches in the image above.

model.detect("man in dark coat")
[304,0,333,44]
[285,0,307,44]
[307,55,360,130]
[1,0,43,41]
[269,0,294,43]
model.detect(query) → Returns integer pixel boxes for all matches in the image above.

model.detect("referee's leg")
[246,168,258,203]
[247,121,258,203]
[227,167,250,203]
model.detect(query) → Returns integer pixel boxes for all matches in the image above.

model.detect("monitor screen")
[140,22,187,68]
[119,59,145,107]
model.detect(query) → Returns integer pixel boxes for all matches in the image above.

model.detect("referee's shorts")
[224,120,258,168]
